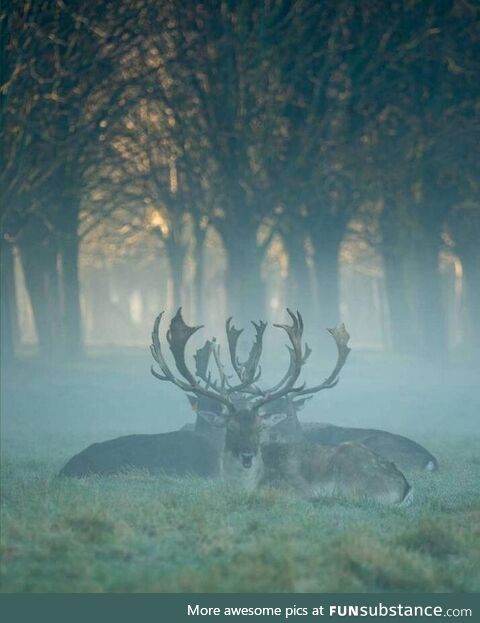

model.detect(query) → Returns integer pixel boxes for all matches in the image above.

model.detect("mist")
[1,0,479,594]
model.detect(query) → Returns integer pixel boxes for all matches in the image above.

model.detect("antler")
[194,339,214,385]
[226,317,244,380]
[151,309,351,420]
[242,320,267,383]
[224,317,266,394]
[150,309,235,413]
[297,323,351,396]
[249,311,350,414]
[253,309,309,412]
[265,339,312,395]
[211,338,231,391]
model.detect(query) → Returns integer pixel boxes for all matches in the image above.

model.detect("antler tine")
[150,309,235,413]
[297,323,351,396]
[193,339,220,390]
[194,340,213,383]
[273,308,303,361]
[266,339,312,394]
[211,338,230,390]
[150,312,175,381]
[226,365,263,395]
[226,319,267,394]
[242,320,267,381]
[167,308,203,385]
[252,309,307,412]
[226,317,244,381]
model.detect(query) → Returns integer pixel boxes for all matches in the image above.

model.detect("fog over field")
[1,0,480,594]
[2,345,479,464]
[2,348,480,593]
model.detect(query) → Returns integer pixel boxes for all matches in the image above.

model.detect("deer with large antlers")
[151,308,412,504]
[184,323,438,472]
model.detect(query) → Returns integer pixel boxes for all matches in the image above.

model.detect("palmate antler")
[252,309,309,412]
[296,323,351,397]
[225,317,266,392]
[150,309,234,413]
[150,308,351,420]
[256,323,351,417]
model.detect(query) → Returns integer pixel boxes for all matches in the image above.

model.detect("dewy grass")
[1,353,479,592]
[1,438,479,593]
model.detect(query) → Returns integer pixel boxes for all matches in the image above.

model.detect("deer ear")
[197,410,228,428]
[260,413,288,429]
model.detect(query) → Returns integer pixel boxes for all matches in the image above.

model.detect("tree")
[366,0,479,357]
[1,0,150,358]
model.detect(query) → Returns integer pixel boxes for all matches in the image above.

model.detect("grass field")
[1,351,480,592]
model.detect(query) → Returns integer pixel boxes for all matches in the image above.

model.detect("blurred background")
[1,0,479,358]
[1,1,479,457]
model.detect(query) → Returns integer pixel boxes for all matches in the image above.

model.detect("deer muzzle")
[241,453,254,468]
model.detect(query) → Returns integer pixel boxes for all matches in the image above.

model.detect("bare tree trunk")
[379,203,421,356]
[0,238,18,363]
[18,229,62,360]
[311,231,343,327]
[413,230,447,360]
[164,236,186,312]
[458,247,480,353]
[283,229,312,311]
[58,207,83,359]
[193,222,207,322]
[222,228,265,324]
[382,251,417,354]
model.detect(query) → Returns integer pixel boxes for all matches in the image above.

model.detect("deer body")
[210,411,412,504]
[187,399,437,473]
[148,308,413,505]
[60,309,421,496]
[302,423,438,471]
[59,430,220,478]
[261,442,411,504]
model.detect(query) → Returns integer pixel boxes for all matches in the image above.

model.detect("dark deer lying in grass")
[300,421,438,471]
[59,430,220,477]
[151,309,411,504]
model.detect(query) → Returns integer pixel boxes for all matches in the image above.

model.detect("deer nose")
[241,453,254,468]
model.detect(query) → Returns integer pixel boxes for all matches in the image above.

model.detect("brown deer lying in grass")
[254,397,438,471]
[150,309,412,504]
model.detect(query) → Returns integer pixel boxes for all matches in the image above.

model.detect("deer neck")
[194,414,226,452]
[220,448,264,491]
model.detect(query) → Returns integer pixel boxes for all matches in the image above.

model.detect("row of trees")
[1,0,479,362]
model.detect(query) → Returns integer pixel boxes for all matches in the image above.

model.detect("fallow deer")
[184,394,437,472]
[150,308,412,504]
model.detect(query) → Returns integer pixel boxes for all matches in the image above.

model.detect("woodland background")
[1,0,479,363]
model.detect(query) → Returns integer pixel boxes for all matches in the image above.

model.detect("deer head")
[150,308,351,481]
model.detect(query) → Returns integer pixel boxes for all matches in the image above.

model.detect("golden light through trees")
[1,0,479,360]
